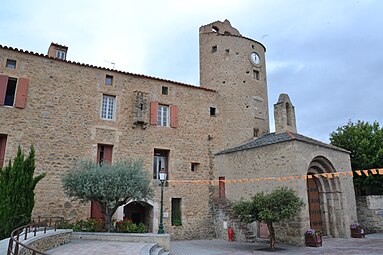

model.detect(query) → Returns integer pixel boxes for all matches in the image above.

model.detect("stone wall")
[215,139,357,245]
[0,46,219,240]
[72,232,171,251]
[19,230,72,255]
[199,21,270,148]
[356,195,383,233]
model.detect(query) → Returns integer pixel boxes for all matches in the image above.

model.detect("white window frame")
[56,50,66,60]
[101,95,116,120]
[157,105,169,126]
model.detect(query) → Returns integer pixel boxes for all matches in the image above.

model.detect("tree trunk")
[267,222,276,250]
[104,206,113,232]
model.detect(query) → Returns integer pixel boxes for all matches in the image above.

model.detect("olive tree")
[233,187,304,250]
[62,160,153,231]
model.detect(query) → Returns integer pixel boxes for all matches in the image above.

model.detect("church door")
[219,177,225,198]
[307,178,322,232]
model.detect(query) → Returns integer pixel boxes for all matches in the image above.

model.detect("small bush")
[72,218,104,232]
[115,219,147,233]
[58,220,74,229]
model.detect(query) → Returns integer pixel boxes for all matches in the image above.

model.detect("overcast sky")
[1,0,382,142]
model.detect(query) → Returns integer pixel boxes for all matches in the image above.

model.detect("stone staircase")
[148,243,170,255]
[212,198,257,243]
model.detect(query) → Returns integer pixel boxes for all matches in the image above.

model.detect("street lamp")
[158,169,167,234]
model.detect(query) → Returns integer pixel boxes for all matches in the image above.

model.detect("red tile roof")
[0,44,216,92]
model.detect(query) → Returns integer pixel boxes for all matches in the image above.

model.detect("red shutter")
[103,145,113,164]
[97,145,101,163]
[91,201,103,220]
[0,136,7,168]
[150,101,158,125]
[0,74,8,106]
[15,78,28,109]
[170,105,178,128]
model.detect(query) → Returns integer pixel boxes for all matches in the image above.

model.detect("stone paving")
[48,239,148,255]
[170,234,383,255]
[3,233,383,255]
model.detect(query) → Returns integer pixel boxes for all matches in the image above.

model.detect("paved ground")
[48,239,149,255]
[3,233,383,255]
[171,234,383,255]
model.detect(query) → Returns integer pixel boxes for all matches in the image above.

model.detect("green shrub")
[72,218,104,232]
[115,219,147,233]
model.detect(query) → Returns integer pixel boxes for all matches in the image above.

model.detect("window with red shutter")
[0,75,29,108]
[0,74,8,106]
[150,101,158,125]
[15,78,28,109]
[97,144,113,164]
[170,105,178,128]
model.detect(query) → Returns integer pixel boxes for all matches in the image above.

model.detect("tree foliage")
[0,145,45,239]
[330,120,383,195]
[233,187,304,250]
[62,160,153,231]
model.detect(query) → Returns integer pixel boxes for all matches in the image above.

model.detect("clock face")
[250,52,260,65]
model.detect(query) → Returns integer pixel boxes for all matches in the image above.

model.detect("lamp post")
[158,169,167,234]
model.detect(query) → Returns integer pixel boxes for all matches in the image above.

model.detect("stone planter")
[305,230,322,247]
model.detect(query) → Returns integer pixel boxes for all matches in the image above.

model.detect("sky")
[1,0,382,142]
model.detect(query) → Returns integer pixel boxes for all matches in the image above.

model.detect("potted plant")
[350,223,365,238]
[305,229,322,247]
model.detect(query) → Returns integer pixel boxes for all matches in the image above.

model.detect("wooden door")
[307,178,322,232]
[219,177,225,199]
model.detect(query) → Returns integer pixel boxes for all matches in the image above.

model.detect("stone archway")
[122,201,154,233]
[307,156,345,237]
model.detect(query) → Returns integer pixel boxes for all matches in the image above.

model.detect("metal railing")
[7,216,64,255]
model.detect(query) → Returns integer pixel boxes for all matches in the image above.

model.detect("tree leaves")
[0,145,45,239]
[233,187,304,250]
[61,160,153,231]
[330,120,383,195]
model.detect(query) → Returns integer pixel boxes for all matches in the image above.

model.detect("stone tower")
[274,93,297,134]
[199,20,269,148]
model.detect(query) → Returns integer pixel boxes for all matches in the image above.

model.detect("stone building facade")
[0,20,357,243]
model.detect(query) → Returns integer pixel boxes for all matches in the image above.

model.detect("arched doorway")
[307,156,345,237]
[307,177,322,232]
[124,201,153,232]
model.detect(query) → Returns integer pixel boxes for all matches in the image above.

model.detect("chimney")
[47,43,68,60]
[274,93,297,134]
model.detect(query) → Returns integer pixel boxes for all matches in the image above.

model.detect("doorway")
[124,201,153,232]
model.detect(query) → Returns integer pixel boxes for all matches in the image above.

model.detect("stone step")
[151,246,165,255]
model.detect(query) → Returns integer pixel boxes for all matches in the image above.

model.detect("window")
[157,105,169,126]
[56,50,66,60]
[4,78,17,106]
[212,45,217,53]
[171,198,182,226]
[105,75,113,86]
[0,75,29,109]
[0,134,7,168]
[150,102,178,128]
[97,144,113,164]
[253,70,260,80]
[191,162,200,172]
[6,59,16,69]
[153,149,169,180]
[210,107,216,116]
[101,95,116,120]
[161,86,168,95]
